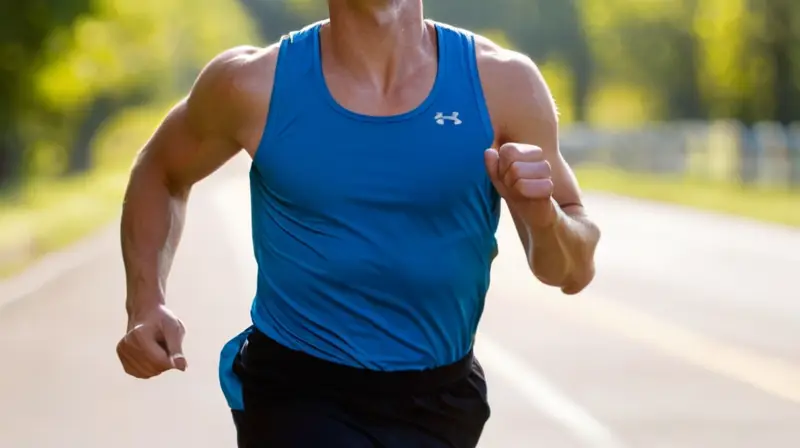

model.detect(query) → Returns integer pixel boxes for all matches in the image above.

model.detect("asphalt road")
[1,156,799,447]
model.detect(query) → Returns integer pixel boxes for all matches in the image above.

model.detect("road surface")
[1,155,799,447]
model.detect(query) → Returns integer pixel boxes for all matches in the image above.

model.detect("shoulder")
[188,44,279,102]
[473,35,540,92]
[185,43,282,150]
[471,34,557,142]
[188,44,281,115]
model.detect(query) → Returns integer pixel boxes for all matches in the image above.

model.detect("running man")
[116,0,601,446]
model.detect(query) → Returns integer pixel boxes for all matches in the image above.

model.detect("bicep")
[497,53,584,212]
[133,47,263,194]
[134,101,240,196]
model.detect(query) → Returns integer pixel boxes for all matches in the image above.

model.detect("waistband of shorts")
[237,329,474,396]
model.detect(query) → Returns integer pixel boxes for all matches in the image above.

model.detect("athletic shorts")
[230,329,491,448]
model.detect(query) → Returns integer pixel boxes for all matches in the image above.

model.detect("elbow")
[128,153,190,202]
[532,260,595,295]
[561,239,600,295]
[559,262,596,295]
[532,238,600,295]
[531,260,569,288]
[530,217,601,294]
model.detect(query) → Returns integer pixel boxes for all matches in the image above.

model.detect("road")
[1,155,799,448]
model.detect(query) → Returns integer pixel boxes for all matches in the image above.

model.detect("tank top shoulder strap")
[255,21,325,168]
[273,21,323,90]
[432,22,494,144]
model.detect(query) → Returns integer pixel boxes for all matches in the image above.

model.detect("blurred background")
[1,1,799,447]
[1,0,799,276]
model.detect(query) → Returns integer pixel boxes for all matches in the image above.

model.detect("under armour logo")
[434,112,462,125]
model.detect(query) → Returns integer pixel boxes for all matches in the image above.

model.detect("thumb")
[484,148,503,191]
[162,319,187,371]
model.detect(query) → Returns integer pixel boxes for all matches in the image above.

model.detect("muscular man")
[116,0,601,446]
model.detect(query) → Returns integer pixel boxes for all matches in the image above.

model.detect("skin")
[477,38,601,294]
[116,0,601,379]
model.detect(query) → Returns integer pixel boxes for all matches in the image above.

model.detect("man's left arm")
[483,51,600,295]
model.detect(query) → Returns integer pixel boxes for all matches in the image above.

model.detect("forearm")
[526,204,600,293]
[121,159,188,316]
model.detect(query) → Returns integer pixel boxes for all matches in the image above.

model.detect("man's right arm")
[117,44,279,379]
[121,45,274,319]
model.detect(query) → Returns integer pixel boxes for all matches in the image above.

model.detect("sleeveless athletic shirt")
[219,21,500,410]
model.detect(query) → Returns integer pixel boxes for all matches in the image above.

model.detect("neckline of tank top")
[310,20,448,123]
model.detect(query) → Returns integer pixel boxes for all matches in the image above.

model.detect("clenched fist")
[116,304,188,379]
[484,143,557,228]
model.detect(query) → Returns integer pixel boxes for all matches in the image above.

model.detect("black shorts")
[231,329,491,448]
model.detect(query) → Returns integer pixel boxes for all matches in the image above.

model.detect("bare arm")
[481,45,600,294]
[122,45,272,317]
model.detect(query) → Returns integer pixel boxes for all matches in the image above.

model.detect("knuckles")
[498,143,544,162]
[498,143,520,159]
[538,159,552,178]
[516,178,554,198]
[496,144,548,194]
[503,159,552,184]
[116,327,160,379]
[507,161,524,179]
[117,312,186,380]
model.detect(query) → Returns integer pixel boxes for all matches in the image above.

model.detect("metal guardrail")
[560,121,800,188]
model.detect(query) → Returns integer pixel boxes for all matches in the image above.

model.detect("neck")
[325,0,427,85]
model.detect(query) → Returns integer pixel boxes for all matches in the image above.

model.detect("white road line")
[525,292,800,405]
[476,336,625,448]
[0,222,118,310]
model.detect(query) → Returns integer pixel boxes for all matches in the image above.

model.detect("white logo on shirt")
[434,112,462,125]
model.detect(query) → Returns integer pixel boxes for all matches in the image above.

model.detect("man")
[116,0,600,446]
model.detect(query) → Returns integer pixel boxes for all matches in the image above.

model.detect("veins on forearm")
[529,207,598,285]
[120,183,185,305]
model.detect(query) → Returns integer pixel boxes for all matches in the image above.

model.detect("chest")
[256,114,493,212]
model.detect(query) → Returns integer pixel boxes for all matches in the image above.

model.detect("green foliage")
[246,0,800,126]
[0,100,171,278]
[36,0,257,107]
[4,0,800,270]
[1,0,258,185]
[0,0,93,185]
[6,0,800,185]
[32,0,258,172]
[0,0,259,271]
[576,165,800,227]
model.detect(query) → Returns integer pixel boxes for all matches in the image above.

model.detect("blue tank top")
[242,22,499,374]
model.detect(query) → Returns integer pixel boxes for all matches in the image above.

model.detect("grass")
[0,170,130,278]
[575,166,800,227]
[0,101,171,279]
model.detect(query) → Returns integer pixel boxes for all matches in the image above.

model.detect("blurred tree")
[8,0,800,188]
[240,0,311,42]
[693,0,800,124]
[579,0,705,121]
[693,0,753,121]
[0,0,93,186]
[757,0,800,125]
[421,0,594,121]
[31,0,258,176]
